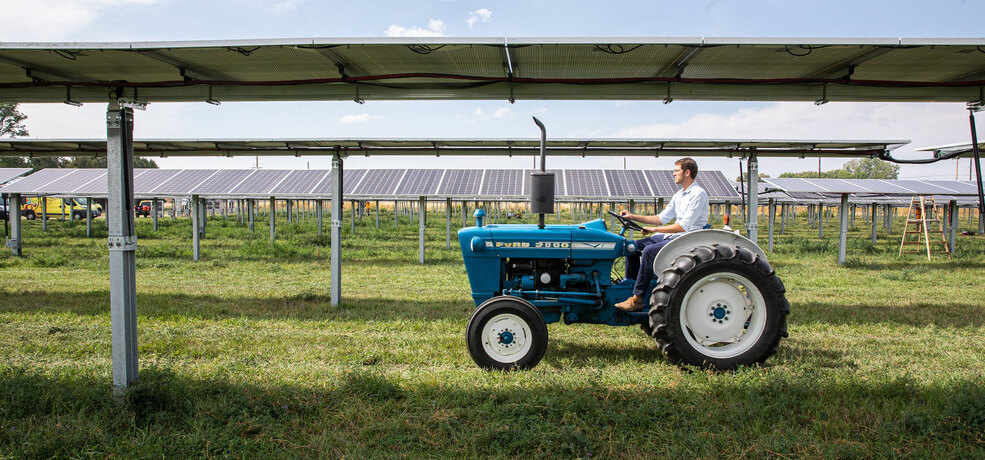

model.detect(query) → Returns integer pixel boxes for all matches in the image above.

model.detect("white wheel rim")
[480,313,533,364]
[679,272,767,359]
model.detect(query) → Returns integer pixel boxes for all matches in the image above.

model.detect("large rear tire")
[25,211,35,220]
[467,296,548,370]
[648,244,789,370]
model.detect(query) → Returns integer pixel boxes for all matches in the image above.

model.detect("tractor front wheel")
[648,244,789,370]
[467,296,548,370]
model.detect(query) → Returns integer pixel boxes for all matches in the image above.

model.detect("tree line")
[1,103,158,170]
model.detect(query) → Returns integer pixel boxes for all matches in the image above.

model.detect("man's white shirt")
[656,183,709,237]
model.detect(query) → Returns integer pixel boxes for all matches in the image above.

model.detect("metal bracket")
[107,236,138,251]
[117,98,148,111]
[5,238,18,249]
[106,112,122,128]
[331,220,342,227]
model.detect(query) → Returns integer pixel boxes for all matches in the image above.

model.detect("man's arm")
[619,211,662,225]
[642,222,685,234]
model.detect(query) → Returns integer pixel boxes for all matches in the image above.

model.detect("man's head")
[673,157,698,186]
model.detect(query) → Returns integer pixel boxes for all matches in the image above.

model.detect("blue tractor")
[458,119,789,371]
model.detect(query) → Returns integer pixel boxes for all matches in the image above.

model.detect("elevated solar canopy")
[5,36,978,392]
[0,168,740,200]
[0,138,906,159]
[762,178,982,197]
[3,37,985,103]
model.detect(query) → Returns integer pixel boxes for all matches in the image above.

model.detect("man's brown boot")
[614,295,643,312]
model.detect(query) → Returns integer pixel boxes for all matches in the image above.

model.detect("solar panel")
[394,169,444,195]
[311,168,365,195]
[696,171,741,198]
[564,170,608,197]
[40,169,105,194]
[0,168,75,193]
[133,169,182,194]
[438,170,483,195]
[351,169,405,195]
[152,169,218,194]
[271,170,331,194]
[604,170,652,197]
[73,170,110,194]
[481,169,526,196]
[228,169,290,195]
[643,170,678,197]
[191,169,255,194]
[0,168,31,186]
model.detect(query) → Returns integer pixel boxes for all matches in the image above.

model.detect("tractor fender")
[652,229,768,275]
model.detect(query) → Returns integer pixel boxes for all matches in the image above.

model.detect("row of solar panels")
[0,168,739,199]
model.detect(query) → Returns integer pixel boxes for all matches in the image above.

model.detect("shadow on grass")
[793,301,985,328]
[2,364,983,458]
[0,290,473,322]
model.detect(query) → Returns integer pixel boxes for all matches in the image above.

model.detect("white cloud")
[461,107,514,122]
[383,18,446,37]
[0,0,158,41]
[339,113,382,124]
[466,8,492,29]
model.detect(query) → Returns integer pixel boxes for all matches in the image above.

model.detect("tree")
[0,103,28,138]
[67,156,159,169]
[843,158,899,179]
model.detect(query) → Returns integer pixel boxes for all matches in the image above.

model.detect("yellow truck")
[21,197,102,220]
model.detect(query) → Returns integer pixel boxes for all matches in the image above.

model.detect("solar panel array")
[0,168,31,186]
[757,178,984,205]
[1,168,742,199]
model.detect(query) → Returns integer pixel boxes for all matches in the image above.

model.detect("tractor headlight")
[470,236,486,252]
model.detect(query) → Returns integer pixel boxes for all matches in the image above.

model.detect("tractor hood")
[458,218,629,260]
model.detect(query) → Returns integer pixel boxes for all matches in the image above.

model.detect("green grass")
[1,208,984,458]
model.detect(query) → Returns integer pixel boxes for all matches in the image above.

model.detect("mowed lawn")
[1,208,984,458]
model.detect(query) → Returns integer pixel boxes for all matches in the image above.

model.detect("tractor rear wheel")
[648,244,789,370]
[467,296,548,370]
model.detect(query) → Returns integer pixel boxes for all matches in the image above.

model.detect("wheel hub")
[498,330,515,345]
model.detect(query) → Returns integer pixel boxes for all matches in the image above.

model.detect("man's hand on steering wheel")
[607,210,644,234]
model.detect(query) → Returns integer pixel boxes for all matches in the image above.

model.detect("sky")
[3,0,985,180]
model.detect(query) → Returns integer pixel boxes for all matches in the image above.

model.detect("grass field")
[1,207,984,458]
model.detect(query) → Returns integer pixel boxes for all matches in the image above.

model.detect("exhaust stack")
[529,117,555,229]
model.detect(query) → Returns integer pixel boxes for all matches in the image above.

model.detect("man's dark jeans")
[625,233,673,297]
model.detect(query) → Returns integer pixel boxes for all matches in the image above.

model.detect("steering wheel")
[606,210,644,235]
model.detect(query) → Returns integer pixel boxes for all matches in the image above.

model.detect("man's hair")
[675,157,698,179]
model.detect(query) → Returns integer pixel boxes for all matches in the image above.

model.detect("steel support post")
[446,197,452,249]
[768,198,775,252]
[269,197,276,241]
[949,200,958,252]
[191,195,200,261]
[462,201,467,227]
[375,200,379,228]
[248,199,255,232]
[286,200,292,224]
[871,203,878,244]
[86,198,93,237]
[61,200,65,221]
[7,194,21,256]
[419,196,426,264]
[350,201,355,233]
[818,203,824,239]
[747,153,759,243]
[106,101,138,391]
[629,199,635,240]
[317,199,323,236]
[330,153,343,307]
[780,204,787,234]
[838,194,849,265]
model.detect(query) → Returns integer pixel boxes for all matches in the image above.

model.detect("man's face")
[673,165,688,185]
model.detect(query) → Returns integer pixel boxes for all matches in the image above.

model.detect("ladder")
[898,195,951,261]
